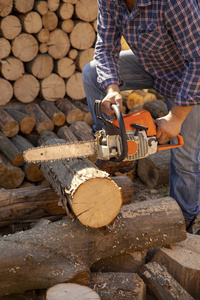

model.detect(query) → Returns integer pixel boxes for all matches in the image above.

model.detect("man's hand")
[155,104,193,142]
[101,84,123,116]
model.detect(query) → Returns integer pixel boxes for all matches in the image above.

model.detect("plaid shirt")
[94,0,200,106]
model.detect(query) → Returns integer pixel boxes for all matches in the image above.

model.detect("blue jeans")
[82,49,200,221]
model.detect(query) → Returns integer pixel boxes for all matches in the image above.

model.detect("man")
[82,0,200,232]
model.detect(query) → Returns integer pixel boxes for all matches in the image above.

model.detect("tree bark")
[69,121,93,141]
[152,234,200,300]
[6,109,36,135]
[140,262,195,300]
[0,132,24,166]
[0,196,186,296]
[0,108,19,137]
[24,103,54,134]
[56,98,84,124]
[0,153,24,188]
[40,100,66,126]
[89,273,146,300]
[137,149,170,187]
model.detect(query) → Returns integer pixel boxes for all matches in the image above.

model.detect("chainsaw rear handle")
[157,134,184,151]
[94,100,128,162]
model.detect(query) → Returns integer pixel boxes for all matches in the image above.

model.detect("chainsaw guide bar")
[23,140,97,163]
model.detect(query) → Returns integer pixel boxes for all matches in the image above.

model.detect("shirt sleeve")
[164,0,200,106]
[94,0,123,91]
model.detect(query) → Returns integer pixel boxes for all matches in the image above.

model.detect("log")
[0,78,13,106]
[57,2,74,20]
[152,234,200,299]
[46,283,100,300]
[91,251,146,274]
[0,153,7,176]
[56,98,84,124]
[39,42,48,53]
[47,28,70,59]
[12,33,38,62]
[0,196,186,296]
[36,28,50,43]
[42,11,58,31]
[57,125,78,142]
[0,153,25,189]
[76,48,95,71]
[61,19,74,33]
[66,72,86,100]
[68,48,78,60]
[25,54,54,79]
[38,135,122,228]
[0,37,11,59]
[140,262,194,300]
[18,11,42,34]
[5,109,36,135]
[0,175,133,227]
[14,0,34,13]
[40,73,66,101]
[0,108,19,137]
[10,134,44,182]
[0,15,22,39]
[62,0,78,3]
[54,57,75,78]
[40,100,66,126]
[69,121,93,141]
[0,0,13,17]
[137,149,170,187]
[0,132,24,166]
[143,99,168,119]
[34,1,48,15]
[75,0,98,22]
[47,0,60,12]
[0,56,25,81]
[89,273,146,300]
[70,21,96,50]
[13,74,40,103]
[24,103,54,134]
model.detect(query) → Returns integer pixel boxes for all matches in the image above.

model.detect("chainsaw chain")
[23,139,96,164]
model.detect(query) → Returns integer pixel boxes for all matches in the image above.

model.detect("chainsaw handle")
[94,100,128,162]
[110,104,128,162]
[157,134,184,151]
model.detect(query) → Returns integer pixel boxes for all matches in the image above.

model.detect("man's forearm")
[106,84,120,94]
[170,104,194,124]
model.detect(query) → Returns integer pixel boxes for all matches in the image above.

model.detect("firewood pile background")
[0,0,200,299]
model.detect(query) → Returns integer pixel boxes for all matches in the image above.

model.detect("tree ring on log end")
[72,177,122,228]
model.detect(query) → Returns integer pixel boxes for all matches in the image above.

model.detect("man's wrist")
[106,84,120,94]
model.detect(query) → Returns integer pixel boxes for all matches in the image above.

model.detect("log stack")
[0,0,97,105]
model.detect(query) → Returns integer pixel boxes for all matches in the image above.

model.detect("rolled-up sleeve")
[164,0,200,106]
[94,0,123,90]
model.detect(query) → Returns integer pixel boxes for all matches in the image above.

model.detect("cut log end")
[72,177,122,228]
[46,283,100,300]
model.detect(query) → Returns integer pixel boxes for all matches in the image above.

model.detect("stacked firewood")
[0,0,97,105]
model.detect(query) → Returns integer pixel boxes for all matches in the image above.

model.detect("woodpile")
[0,0,97,105]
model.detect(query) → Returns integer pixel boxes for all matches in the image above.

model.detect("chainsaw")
[23,100,184,163]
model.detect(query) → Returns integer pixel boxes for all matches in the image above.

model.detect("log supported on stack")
[0,196,186,296]
[0,175,133,228]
